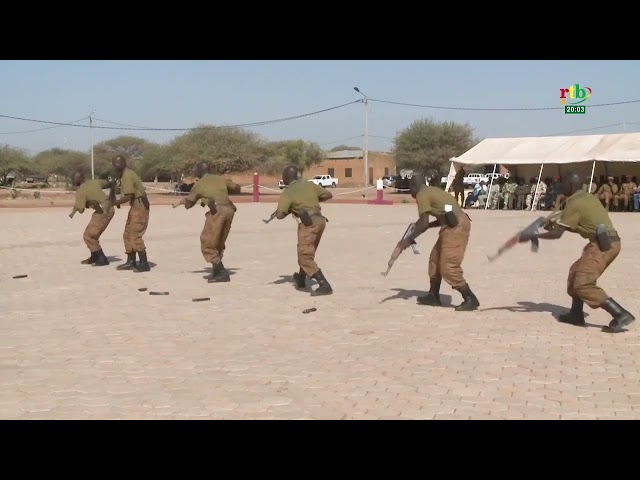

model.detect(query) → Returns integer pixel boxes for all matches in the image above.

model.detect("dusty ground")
[0,203,638,420]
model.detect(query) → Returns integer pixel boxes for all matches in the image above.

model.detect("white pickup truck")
[308,175,338,188]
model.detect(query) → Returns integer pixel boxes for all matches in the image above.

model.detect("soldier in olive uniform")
[174,162,241,283]
[396,174,480,311]
[519,173,635,334]
[69,171,116,266]
[111,155,151,272]
[613,175,637,211]
[275,165,333,296]
[514,178,529,210]
[596,176,618,210]
[502,177,517,210]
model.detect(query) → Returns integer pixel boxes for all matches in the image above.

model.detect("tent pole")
[531,164,545,211]
[589,160,596,193]
[484,164,497,210]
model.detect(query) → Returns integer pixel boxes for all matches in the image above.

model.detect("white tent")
[445,132,640,210]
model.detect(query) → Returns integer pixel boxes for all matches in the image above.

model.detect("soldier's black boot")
[81,251,98,265]
[134,251,151,272]
[454,283,480,312]
[208,261,230,283]
[601,298,636,333]
[116,252,137,270]
[293,267,306,290]
[311,270,333,296]
[558,297,585,326]
[92,249,109,267]
[417,278,442,306]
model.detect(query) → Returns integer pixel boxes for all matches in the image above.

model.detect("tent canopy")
[445,132,640,190]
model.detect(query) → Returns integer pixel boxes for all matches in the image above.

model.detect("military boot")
[292,267,306,290]
[116,252,136,270]
[134,251,151,272]
[208,261,230,283]
[311,270,333,296]
[601,298,636,333]
[417,278,442,306]
[81,251,98,265]
[558,297,585,326]
[454,284,480,311]
[92,249,109,267]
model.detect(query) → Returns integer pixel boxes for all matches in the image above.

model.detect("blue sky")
[1,60,639,155]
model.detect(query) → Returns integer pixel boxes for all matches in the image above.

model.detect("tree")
[270,140,324,176]
[138,144,174,181]
[33,148,91,179]
[393,118,477,174]
[167,126,273,175]
[330,144,360,152]
[93,136,157,177]
[0,144,31,184]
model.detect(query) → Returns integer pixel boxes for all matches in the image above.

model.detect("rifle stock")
[263,211,277,224]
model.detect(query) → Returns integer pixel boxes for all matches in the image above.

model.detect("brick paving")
[0,204,638,420]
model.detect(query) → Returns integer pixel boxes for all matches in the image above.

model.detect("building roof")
[326,150,364,159]
[325,150,394,159]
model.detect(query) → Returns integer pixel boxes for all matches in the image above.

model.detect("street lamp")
[353,87,369,196]
[89,110,95,179]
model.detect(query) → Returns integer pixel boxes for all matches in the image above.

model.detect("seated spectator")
[487,179,501,209]
[614,175,637,211]
[526,177,544,210]
[596,176,618,210]
[538,177,555,210]
[633,183,640,212]
[542,176,562,210]
[465,181,486,208]
[514,178,529,210]
[501,177,517,210]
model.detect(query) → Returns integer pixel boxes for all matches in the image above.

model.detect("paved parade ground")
[1,203,639,420]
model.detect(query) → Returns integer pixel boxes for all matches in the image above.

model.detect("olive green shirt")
[74,179,110,212]
[557,190,615,239]
[185,174,240,206]
[276,179,331,217]
[119,168,144,199]
[415,185,463,225]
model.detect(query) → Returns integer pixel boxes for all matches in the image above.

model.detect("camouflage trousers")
[123,199,149,253]
[83,204,115,252]
[567,240,620,308]
[297,216,326,277]
[428,212,471,289]
[201,206,235,264]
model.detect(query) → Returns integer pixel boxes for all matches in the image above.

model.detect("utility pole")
[89,110,95,179]
[353,87,369,197]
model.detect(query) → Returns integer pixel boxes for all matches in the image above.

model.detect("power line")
[0,100,361,132]
[369,97,640,112]
[0,115,89,135]
[542,123,627,136]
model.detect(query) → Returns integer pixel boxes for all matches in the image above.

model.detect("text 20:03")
[564,105,586,114]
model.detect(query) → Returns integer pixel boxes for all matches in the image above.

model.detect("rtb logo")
[560,84,592,105]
